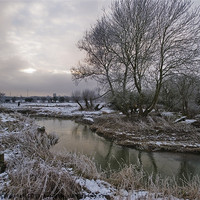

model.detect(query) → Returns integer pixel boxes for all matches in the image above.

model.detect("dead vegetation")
[108,164,200,200]
[1,113,200,199]
[5,157,81,199]
[0,113,99,199]
[3,152,99,199]
[91,114,200,149]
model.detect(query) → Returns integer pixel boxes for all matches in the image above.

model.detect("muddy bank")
[90,114,200,153]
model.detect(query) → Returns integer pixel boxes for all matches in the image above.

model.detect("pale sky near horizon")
[0,0,199,97]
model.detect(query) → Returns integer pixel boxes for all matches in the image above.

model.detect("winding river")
[36,118,200,179]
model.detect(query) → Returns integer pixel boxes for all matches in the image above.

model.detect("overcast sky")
[0,0,199,97]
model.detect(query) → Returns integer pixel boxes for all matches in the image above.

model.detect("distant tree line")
[0,93,5,103]
[71,0,200,117]
[0,95,71,104]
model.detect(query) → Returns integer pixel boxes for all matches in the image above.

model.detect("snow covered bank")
[1,103,200,153]
[0,112,198,199]
[91,114,200,153]
[1,102,114,118]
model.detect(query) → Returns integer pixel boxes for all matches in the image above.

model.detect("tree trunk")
[89,98,93,109]
[182,99,188,116]
[0,154,6,173]
[76,100,83,110]
[84,98,89,109]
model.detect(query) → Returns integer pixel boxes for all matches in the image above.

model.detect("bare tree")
[82,89,98,109]
[160,80,179,111]
[72,89,100,110]
[142,0,200,116]
[108,0,159,115]
[72,0,200,117]
[177,75,199,115]
[71,18,117,96]
[72,91,84,110]
[160,73,200,116]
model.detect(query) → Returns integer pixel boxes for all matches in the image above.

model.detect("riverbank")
[91,113,200,153]
[1,102,200,153]
[0,111,200,199]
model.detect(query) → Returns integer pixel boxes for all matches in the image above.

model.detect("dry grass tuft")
[1,113,100,199]
[53,152,100,180]
[108,164,146,190]
[108,164,200,200]
[70,153,99,179]
[5,157,80,199]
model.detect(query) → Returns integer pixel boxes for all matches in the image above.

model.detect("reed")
[108,164,200,199]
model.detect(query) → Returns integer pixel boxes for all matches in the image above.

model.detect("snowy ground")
[2,102,113,116]
[1,102,200,153]
[77,178,182,200]
[0,108,187,199]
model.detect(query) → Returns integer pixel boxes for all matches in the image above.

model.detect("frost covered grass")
[107,164,200,199]
[92,113,200,143]
[3,152,99,199]
[0,113,100,199]
[93,114,197,135]
[5,157,81,199]
[1,112,200,199]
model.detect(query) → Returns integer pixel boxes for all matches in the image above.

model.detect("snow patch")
[161,112,174,117]
[182,119,197,124]
[83,117,94,123]
[174,116,187,123]
[0,113,15,123]
[77,178,115,199]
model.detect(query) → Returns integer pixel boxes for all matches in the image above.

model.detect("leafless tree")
[71,18,117,96]
[82,89,98,109]
[72,90,83,110]
[72,0,200,117]
[176,75,199,115]
[72,89,100,110]
[160,74,200,115]
[160,80,179,111]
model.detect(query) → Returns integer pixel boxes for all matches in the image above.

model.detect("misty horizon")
[0,0,199,96]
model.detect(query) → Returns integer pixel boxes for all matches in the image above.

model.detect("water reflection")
[36,118,200,179]
[177,156,196,182]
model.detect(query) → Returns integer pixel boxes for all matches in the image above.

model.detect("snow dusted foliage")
[5,157,80,199]
[0,113,100,199]
[1,110,200,199]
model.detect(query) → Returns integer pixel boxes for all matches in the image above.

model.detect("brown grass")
[0,113,100,199]
[92,114,200,142]
[108,164,200,200]
[3,152,99,199]
[5,157,80,199]
[1,113,200,199]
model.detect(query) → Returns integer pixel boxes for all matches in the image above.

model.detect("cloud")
[1,0,199,96]
[0,69,97,96]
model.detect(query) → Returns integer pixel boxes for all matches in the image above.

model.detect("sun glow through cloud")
[50,69,71,74]
[20,68,37,74]
[1,0,199,96]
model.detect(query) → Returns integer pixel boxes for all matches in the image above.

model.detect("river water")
[36,118,200,179]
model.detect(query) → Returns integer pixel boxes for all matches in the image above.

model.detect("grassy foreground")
[0,113,200,199]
